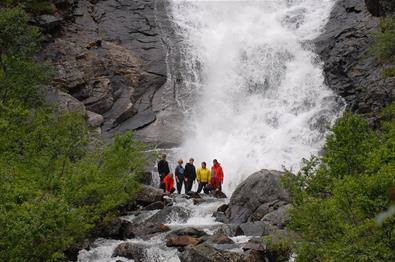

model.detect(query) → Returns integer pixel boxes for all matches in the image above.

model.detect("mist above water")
[169,0,343,193]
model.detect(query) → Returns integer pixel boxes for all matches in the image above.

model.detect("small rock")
[166,236,202,247]
[87,111,104,128]
[112,242,146,260]
[238,221,274,236]
[146,206,191,224]
[86,39,102,49]
[217,204,228,213]
[261,204,291,229]
[37,15,63,33]
[203,234,234,244]
[167,227,208,239]
[130,222,170,237]
[193,198,207,205]
[187,191,201,199]
[143,201,165,211]
[213,191,227,199]
[179,243,244,262]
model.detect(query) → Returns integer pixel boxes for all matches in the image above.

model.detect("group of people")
[157,154,224,195]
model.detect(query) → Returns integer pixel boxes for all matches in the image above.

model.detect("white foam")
[168,0,342,193]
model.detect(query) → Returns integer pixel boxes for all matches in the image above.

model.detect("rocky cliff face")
[315,0,395,120]
[41,0,183,147]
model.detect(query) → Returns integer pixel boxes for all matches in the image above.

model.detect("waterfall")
[168,0,343,193]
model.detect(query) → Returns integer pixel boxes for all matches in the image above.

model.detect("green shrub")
[370,17,395,63]
[3,0,54,14]
[0,7,147,261]
[383,67,395,77]
[284,108,395,261]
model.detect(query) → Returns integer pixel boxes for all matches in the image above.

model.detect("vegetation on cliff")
[0,7,146,261]
[284,108,395,261]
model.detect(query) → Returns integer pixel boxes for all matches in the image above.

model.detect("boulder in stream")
[179,243,244,262]
[135,185,164,206]
[166,235,203,247]
[216,170,289,224]
[112,242,146,260]
[146,206,191,224]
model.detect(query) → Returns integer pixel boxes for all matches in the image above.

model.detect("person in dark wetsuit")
[184,158,196,193]
[157,154,170,189]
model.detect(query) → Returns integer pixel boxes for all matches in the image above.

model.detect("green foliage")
[285,109,395,261]
[0,7,147,261]
[383,67,395,78]
[0,7,48,107]
[3,0,54,14]
[370,17,395,63]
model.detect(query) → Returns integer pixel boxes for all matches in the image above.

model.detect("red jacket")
[209,175,221,190]
[211,163,224,184]
[163,175,174,193]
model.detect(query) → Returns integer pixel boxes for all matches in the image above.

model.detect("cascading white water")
[169,0,343,193]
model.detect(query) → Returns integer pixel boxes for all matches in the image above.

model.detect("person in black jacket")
[175,159,185,194]
[157,154,170,189]
[184,158,196,193]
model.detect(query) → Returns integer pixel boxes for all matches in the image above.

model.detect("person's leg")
[186,179,192,193]
[170,188,175,194]
[197,183,203,193]
[203,183,210,194]
[177,180,182,194]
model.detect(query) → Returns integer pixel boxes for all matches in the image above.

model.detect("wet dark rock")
[249,200,288,222]
[142,201,165,211]
[87,110,104,128]
[145,206,191,224]
[213,191,227,199]
[92,218,124,239]
[193,198,207,205]
[217,204,228,213]
[166,236,203,247]
[315,0,395,120]
[64,239,92,261]
[218,170,289,224]
[242,249,267,262]
[179,243,244,262]
[136,171,153,186]
[203,234,235,245]
[135,185,164,206]
[126,222,170,237]
[112,242,146,260]
[37,15,63,33]
[166,227,208,239]
[187,191,202,199]
[242,238,266,252]
[238,221,274,237]
[261,205,291,229]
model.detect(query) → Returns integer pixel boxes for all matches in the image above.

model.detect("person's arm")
[208,169,212,183]
[196,168,200,182]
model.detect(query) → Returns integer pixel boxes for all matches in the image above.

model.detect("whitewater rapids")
[170,0,343,193]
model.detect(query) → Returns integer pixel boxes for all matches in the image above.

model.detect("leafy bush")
[370,17,395,63]
[383,67,395,78]
[0,7,147,261]
[3,0,54,14]
[284,110,395,261]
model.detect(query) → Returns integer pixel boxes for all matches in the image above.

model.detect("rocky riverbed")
[71,170,292,262]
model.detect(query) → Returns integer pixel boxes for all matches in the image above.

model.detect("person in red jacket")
[211,159,224,191]
[163,173,176,194]
[205,173,221,194]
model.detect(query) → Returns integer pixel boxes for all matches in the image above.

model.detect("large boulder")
[179,243,244,262]
[112,242,146,260]
[146,206,191,224]
[135,185,164,206]
[124,222,170,237]
[222,170,289,224]
[238,221,274,237]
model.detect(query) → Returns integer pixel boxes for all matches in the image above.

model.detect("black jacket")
[184,163,196,180]
[158,160,170,175]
